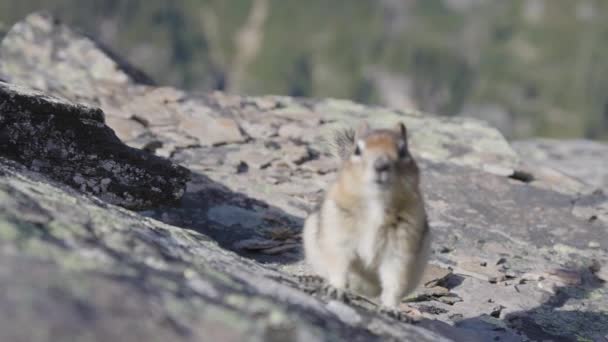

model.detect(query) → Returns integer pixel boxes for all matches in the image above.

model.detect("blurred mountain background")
[1,0,607,139]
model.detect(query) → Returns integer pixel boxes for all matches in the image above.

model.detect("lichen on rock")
[0,80,189,210]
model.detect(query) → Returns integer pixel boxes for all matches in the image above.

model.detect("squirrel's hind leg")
[348,259,381,298]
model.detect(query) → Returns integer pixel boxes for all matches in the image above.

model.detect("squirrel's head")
[347,121,418,191]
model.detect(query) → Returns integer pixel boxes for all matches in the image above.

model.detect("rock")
[490,305,505,318]
[311,99,520,174]
[0,81,189,209]
[572,189,608,225]
[105,116,147,142]
[453,314,520,342]
[226,145,278,169]
[522,268,585,295]
[422,264,453,288]
[282,143,314,166]
[591,262,608,282]
[421,286,451,298]
[278,122,310,142]
[417,304,449,315]
[0,158,450,342]
[513,138,608,191]
[240,121,278,139]
[0,12,153,101]
[176,109,246,147]
[122,86,185,127]
[546,268,583,286]
[455,257,511,283]
[437,293,464,305]
[0,13,607,342]
[233,237,284,251]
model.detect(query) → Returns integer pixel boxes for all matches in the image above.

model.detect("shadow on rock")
[141,171,306,265]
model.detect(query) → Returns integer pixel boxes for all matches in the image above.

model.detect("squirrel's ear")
[396,121,407,139]
[356,121,370,139]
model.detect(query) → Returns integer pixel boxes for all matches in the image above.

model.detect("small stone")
[521,272,544,281]
[264,140,281,150]
[424,286,450,297]
[281,143,313,166]
[589,259,608,281]
[547,268,582,286]
[251,96,280,111]
[239,121,278,139]
[73,174,85,185]
[260,243,300,255]
[439,246,452,253]
[588,241,600,248]
[530,268,584,294]
[105,116,146,142]
[264,226,298,241]
[449,313,464,321]
[482,164,515,177]
[437,293,462,305]
[417,304,448,315]
[236,161,248,174]
[178,111,246,146]
[233,237,282,251]
[457,257,505,283]
[490,305,505,318]
[278,122,308,142]
[422,264,453,288]
[243,151,277,169]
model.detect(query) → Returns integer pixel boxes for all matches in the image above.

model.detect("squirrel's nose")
[374,157,390,172]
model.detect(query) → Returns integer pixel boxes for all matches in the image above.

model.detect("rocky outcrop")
[0,157,458,342]
[0,12,153,96]
[0,81,189,210]
[0,13,607,342]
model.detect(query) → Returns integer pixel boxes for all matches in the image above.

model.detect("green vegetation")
[1,0,608,139]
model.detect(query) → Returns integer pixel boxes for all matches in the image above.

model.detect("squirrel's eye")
[353,145,361,156]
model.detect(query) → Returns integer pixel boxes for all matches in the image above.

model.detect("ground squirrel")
[303,121,431,313]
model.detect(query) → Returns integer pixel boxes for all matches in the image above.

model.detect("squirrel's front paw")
[322,284,349,303]
[297,274,325,285]
[377,306,412,323]
[297,274,325,294]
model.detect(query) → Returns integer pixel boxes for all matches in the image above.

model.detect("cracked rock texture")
[0,81,189,210]
[0,12,607,342]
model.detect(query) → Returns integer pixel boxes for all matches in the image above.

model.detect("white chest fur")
[356,200,388,267]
